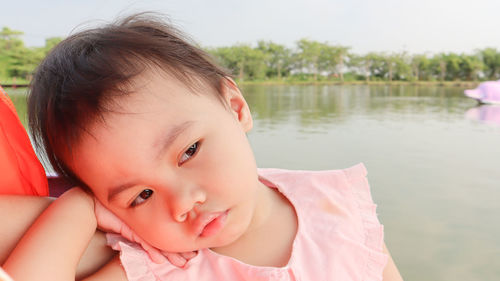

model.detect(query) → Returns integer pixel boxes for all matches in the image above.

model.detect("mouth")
[195,210,229,238]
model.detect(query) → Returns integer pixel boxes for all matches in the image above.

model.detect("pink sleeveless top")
[108,163,388,280]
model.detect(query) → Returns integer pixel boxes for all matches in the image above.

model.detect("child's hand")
[94,199,197,267]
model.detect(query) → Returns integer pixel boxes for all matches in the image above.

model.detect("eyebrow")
[155,120,195,161]
[106,120,195,203]
[107,182,137,203]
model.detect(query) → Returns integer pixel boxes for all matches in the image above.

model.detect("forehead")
[121,65,227,103]
[79,69,225,152]
[111,69,214,109]
[67,70,226,192]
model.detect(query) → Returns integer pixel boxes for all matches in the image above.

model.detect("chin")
[213,220,250,249]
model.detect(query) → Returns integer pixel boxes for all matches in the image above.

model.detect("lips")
[194,210,229,238]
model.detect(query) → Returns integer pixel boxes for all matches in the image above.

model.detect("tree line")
[208,40,500,82]
[0,27,62,83]
[1,26,500,84]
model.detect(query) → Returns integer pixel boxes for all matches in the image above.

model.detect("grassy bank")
[237,79,480,88]
[2,79,480,89]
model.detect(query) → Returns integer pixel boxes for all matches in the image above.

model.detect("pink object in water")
[464,80,500,104]
[465,105,500,126]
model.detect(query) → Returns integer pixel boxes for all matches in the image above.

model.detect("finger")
[143,245,168,264]
[162,252,187,267]
[131,234,167,264]
[180,251,198,260]
[149,251,169,264]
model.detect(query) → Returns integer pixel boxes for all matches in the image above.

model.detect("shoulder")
[277,164,389,280]
[258,163,368,201]
[259,163,378,242]
[258,163,366,182]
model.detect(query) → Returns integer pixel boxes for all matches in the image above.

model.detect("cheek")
[117,201,165,235]
[124,209,179,248]
[211,123,256,169]
[204,142,257,198]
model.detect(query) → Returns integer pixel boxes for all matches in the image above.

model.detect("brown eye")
[186,143,198,156]
[179,141,199,164]
[131,189,153,207]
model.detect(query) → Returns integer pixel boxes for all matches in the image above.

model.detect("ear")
[220,77,253,132]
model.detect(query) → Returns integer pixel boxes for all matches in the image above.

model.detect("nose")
[171,185,206,222]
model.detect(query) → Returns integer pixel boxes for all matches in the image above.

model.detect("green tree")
[460,54,483,81]
[0,27,23,50]
[364,52,387,80]
[43,37,63,54]
[317,44,337,78]
[443,53,462,80]
[479,48,500,79]
[411,54,430,81]
[294,40,349,81]
[318,45,350,81]
[383,52,411,81]
[0,27,23,79]
[348,53,377,82]
[334,46,350,82]
[256,41,291,80]
[0,27,38,80]
[209,44,267,81]
[346,53,363,80]
[430,53,463,81]
[0,27,59,81]
[395,53,412,81]
[295,39,325,81]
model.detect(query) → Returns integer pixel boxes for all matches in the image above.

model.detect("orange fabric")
[0,85,48,196]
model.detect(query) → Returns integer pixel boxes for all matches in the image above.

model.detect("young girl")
[11,13,402,280]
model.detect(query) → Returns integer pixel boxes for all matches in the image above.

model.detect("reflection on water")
[244,84,476,125]
[8,85,500,281]
[466,105,500,126]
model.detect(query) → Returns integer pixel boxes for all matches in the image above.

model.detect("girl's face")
[69,71,267,252]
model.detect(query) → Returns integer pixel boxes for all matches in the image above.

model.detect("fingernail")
[173,255,186,267]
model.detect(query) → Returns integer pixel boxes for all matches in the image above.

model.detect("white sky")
[1,0,500,55]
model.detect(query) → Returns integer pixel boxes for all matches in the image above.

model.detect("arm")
[2,188,111,281]
[82,256,127,281]
[0,195,53,266]
[0,195,115,279]
[382,243,404,281]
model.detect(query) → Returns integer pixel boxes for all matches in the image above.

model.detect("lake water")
[7,84,500,281]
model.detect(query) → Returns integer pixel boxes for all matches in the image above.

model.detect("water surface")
[241,84,500,281]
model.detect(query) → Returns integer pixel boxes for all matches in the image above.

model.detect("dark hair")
[28,13,231,185]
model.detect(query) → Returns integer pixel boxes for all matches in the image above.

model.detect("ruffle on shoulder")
[107,234,158,281]
[343,164,388,281]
